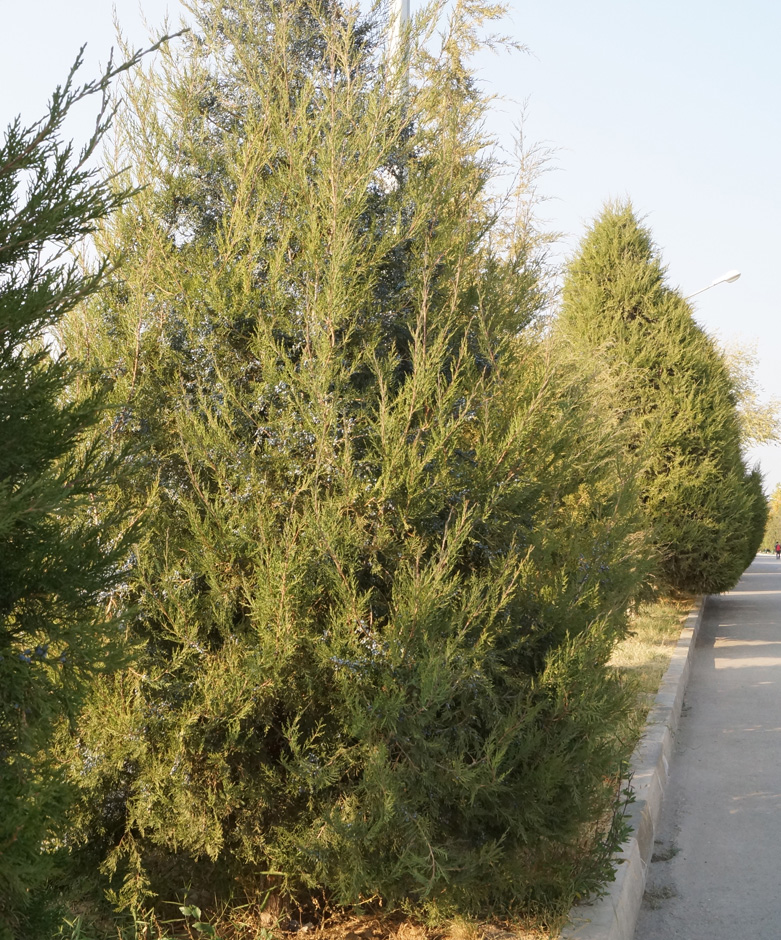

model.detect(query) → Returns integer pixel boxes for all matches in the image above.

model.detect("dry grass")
[610,595,694,727]
[308,915,552,940]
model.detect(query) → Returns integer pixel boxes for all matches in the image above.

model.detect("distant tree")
[0,47,154,939]
[556,201,764,595]
[763,483,781,549]
[720,340,781,450]
[60,0,651,920]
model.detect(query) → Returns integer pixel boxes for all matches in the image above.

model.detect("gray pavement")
[633,554,781,940]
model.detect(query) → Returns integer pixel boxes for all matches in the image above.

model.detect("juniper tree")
[744,468,768,564]
[0,50,149,940]
[763,483,781,548]
[62,0,650,919]
[557,201,764,595]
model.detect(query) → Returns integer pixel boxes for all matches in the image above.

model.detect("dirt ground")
[298,915,552,940]
[183,908,558,940]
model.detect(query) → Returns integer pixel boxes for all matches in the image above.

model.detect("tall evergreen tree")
[763,483,781,549]
[744,468,768,564]
[0,50,147,939]
[62,0,651,919]
[557,201,765,595]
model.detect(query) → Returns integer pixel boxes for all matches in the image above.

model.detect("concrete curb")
[560,596,707,940]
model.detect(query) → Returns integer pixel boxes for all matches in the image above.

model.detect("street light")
[685,269,741,300]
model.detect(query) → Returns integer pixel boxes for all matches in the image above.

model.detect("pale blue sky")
[4,1,779,488]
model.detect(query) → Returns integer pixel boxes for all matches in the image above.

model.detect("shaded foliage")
[0,48,148,939]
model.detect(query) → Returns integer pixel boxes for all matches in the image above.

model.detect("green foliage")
[61,0,650,920]
[0,49,147,939]
[743,469,768,564]
[763,484,781,548]
[556,201,765,595]
[720,340,781,449]
[179,906,220,938]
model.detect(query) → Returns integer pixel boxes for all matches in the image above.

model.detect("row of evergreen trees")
[0,0,767,935]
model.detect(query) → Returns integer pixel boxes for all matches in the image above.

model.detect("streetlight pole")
[389,0,411,193]
[389,0,411,64]
[685,269,741,300]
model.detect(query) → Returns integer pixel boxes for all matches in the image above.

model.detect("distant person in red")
[775,542,780,559]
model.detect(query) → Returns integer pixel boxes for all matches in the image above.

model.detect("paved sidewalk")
[633,554,781,940]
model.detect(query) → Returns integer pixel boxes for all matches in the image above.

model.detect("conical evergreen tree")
[744,468,768,564]
[62,0,651,918]
[557,201,764,594]
[763,483,781,548]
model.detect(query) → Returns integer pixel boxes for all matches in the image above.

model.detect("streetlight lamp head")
[714,269,741,286]
[686,269,742,300]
